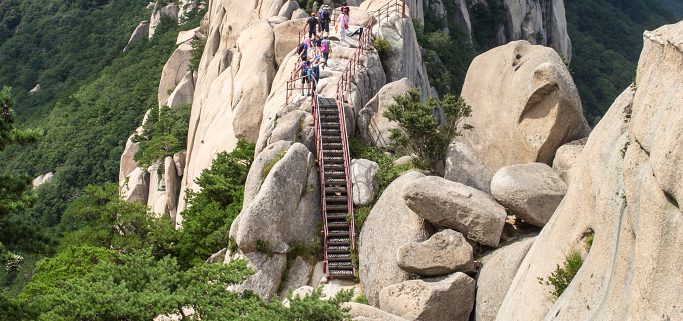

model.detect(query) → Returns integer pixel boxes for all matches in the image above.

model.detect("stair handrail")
[284,0,408,278]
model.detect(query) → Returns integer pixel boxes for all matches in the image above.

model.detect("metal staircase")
[285,0,407,279]
[317,97,355,278]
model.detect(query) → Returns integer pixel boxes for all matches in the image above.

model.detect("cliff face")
[496,21,683,321]
[428,0,572,60]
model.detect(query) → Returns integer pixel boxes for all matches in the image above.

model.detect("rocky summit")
[2,0,683,319]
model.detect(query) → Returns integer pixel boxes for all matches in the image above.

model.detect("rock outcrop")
[344,302,411,321]
[500,0,572,60]
[491,163,567,227]
[358,78,413,149]
[552,137,587,184]
[158,43,193,107]
[228,250,287,302]
[32,172,54,189]
[476,237,534,321]
[375,16,430,99]
[444,140,493,193]
[403,176,506,247]
[460,41,590,174]
[351,158,380,206]
[359,171,432,305]
[149,2,180,39]
[379,272,476,321]
[396,229,474,276]
[496,21,683,321]
[278,0,300,19]
[230,142,320,253]
[124,21,149,52]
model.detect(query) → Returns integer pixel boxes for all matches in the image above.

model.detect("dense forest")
[0,0,682,318]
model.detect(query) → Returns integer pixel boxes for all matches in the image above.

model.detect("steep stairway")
[286,0,406,279]
[317,97,355,278]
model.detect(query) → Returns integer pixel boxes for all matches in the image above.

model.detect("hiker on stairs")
[338,11,349,41]
[321,35,331,69]
[307,12,319,38]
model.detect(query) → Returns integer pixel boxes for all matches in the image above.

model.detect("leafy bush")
[538,250,584,301]
[383,89,472,171]
[175,140,255,267]
[57,183,177,258]
[189,39,206,71]
[134,104,191,168]
[373,38,391,74]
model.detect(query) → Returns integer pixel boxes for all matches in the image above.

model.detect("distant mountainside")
[565,0,680,124]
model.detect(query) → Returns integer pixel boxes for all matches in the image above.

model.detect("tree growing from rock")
[384,89,472,172]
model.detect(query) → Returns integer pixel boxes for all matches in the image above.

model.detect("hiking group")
[296,2,354,95]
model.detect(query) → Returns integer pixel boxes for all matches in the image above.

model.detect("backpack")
[321,40,329,53]
[320,9,330,21]
[296,43,307,54]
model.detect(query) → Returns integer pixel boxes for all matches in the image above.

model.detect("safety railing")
[284,0,407,278]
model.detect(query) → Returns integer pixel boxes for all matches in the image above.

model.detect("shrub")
[384,89,472,171]
[538,250,584,301]
[189,39,206,71]
[373,38,391,74]
[176,140,254,267]
[134,104,191,168]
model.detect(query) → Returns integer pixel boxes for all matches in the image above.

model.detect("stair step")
[321,122,340,128]
[326,212,348,220]
[324,186,347,193]
[328,245,351,253]
[322,135,341,141]
[320,114,340,120]
[325,195,348,202]
[328,269,355,277]
[328,220,349,227]
[323,157,344,164]
[324,171,345,178]
[328,237,350,245]
[322,142,343,147]
[328,261,354,269]
[328,229,350,236]
[325,149,343,155]
[328,253,352,261]
[326,204,349,212]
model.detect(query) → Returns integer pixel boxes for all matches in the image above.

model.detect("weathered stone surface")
[32,172,54,189]
[29,84,40,94]
[228,250,287,302]
[178,15,280,218]
[241,140,292,207]
[164,156,180,220]
[403,176,506,247]
[158,43,192,106]
[273,19,307,65]
[147,162,168,217]
[460,41,590,174]
[444,140,493,193]
[453,0,471,39]
[361,0,423,24]
[230,143,320,253]
[397,229,474,277]
[291,8,308,19]
[344,302,411,321]
[278,257,314,296]
[552,138,587,184]
[393,155,412,166]
[359,171,431,305]
[120,167,149,203]
[375,16,430,99]
[149,2,179,39]
[497,22,683,321]
[499,0,572,59]
[278,0,300,18]
[358,78,413,149]
[173,151,186,176]
[351,158,379,206]
[176,27,199,44]
[124,20,149,52]
[476,237,534,321]
[379,272,476,321]
[491,163,567,227]
[119,134,139,181]
[167,70,195,108]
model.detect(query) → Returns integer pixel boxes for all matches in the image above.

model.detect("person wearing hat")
[307,12,319,39]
